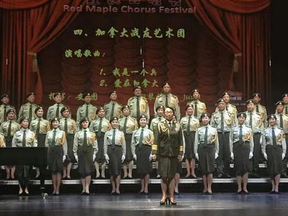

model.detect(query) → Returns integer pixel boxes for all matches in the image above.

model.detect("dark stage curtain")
[209,0,270,13]
[0,0,50,9]
[0,0,86,106]
[38,12,234,114]
[187,0,271,104]
[0,0,271,113]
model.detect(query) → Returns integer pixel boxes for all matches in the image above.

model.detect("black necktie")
[3,106,7,121]
[220,111,224,134]
[83,130,87,147]
[239,126,243,145]
[165,94,168,107]
[110,102,115,120]
[7,121,12,138]
[22,130,26,147]
[194,102,198,117]
[249,112,253,127]
[97,118,103,138]
[51,129,57,146]
[204,126,208,147]
[256,105,259,113]
[136,97,140,118]
[280,114,284,129]
[187,116,191,135]
[36,118,41,135]
[272,128,277,149]
[285,106,288,115]
[64,118,68,134]
[29,104,33,122]
[56,104,60,118]
[139,128,144,148]
[112,129,116,149]
[85,104,89,118]
[123,117,128,134]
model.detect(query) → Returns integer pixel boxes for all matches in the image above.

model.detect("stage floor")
[0,193,287,216]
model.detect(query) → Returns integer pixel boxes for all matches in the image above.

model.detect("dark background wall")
[271,1,288,108]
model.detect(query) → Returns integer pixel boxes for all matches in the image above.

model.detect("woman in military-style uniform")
[262,114,287,194]
[45,118,67,195]
[59,107,77,179]
[73,117,98,195]
[180,105,200,178]
[30,106,50,178]
[131,114,153,194]
[194,113,219,195]
[230,113,254,194]
[89,107,111,178]
[0,109,20,179]
[104,117,126,195]
[12,117,37,196]
[152,107,183,205]
[119,105,138,178]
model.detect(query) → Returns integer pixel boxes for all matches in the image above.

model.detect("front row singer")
[152,107,183,205]
[104,117,126,195]
[194,113,219,195]
[12,117,37,196]
[73,117,98,195]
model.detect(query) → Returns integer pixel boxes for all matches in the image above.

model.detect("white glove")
[263,152,268,160]
[74,154,78,162]
[104,154,109,163]
[195,153,199,160]
[62,155,66,163]
[121,155,125,163]
[133,154,137,161]
[93,154,96,161]
[230,153,234,160]
[149,154,153,161]
[215,153,218,159]
[282,153,286,160]
[249,152,253,159]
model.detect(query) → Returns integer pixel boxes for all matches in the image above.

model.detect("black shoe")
[18,192,24,196]
[207,191,213,195]
[81,191,86,195]
[115,192,120,195]
[138,191,144,195]
[237,190,242,194]
[242,190,249,194]
[144,192,149,195]
[174,191,180,195]
[111,192,116,195]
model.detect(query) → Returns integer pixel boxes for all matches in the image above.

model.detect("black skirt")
[107,145,122,177]
[48,145,64,173]
[158,156,178,178]
[233,141,252,176]
[37,134,46,147]
[184,131,196,160]
[136,145,152,178]
[77,146,94,178]
[16,165,31,178]
[198,144,215,175]
[64,134,75,164]
[95,132,105,163]
[124,134,133,162]
[266,145,283,177]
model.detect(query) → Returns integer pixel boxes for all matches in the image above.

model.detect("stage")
[0,193,287,216]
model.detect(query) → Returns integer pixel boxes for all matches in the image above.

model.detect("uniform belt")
[253,132,261,135]
[218,131,230,134]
